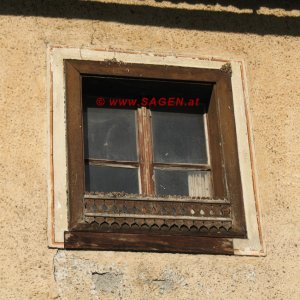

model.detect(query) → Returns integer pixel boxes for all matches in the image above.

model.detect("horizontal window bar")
[85,158,139,168]
[154,163,211,171]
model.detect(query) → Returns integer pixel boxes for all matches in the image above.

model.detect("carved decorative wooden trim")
[72,195,243,237]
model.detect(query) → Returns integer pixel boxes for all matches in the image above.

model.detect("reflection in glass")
[84,108,137,161]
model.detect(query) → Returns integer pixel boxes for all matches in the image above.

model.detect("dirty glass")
[152,111,207,164]
[83,108,137,161]
[85,165,139,193]
[155,169,211,197]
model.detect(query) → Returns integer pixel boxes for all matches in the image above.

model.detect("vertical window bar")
[137,107,155,195]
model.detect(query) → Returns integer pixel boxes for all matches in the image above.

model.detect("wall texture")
[0,1,299,299]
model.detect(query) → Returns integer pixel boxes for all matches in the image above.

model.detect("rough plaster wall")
[0,1,299,299]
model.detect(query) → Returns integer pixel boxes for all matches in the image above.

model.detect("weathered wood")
[64,59,247,251]
[67,60,223,83]
[86,158,139,168]
[65,61,85,229]
[137,107,155,195]
[84,194,229,203]
[153,162,211,171]
[84,213,231,221]
[216,76,247,236]
[70,221,240,238]
[206,84,227,199]
[64,231,234,254]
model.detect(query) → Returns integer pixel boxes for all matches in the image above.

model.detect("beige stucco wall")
[0,1,299,299]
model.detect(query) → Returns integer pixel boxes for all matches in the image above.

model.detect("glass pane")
[155,169,211,197]
[152,111,207,164]
[84,108,137,161]
[85,165,139,194]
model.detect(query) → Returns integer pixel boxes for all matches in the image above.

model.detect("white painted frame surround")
[47,47,265,256]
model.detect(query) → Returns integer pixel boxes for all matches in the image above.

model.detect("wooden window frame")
[64,59,247,254]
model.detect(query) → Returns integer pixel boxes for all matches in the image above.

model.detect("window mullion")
[137,107,154,196]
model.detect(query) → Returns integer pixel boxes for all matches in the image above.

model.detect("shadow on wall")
[0,0,299,36]
[153,0,300,11]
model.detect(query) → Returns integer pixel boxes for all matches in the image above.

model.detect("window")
[63,59,247,254]
[48,48,263,256]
